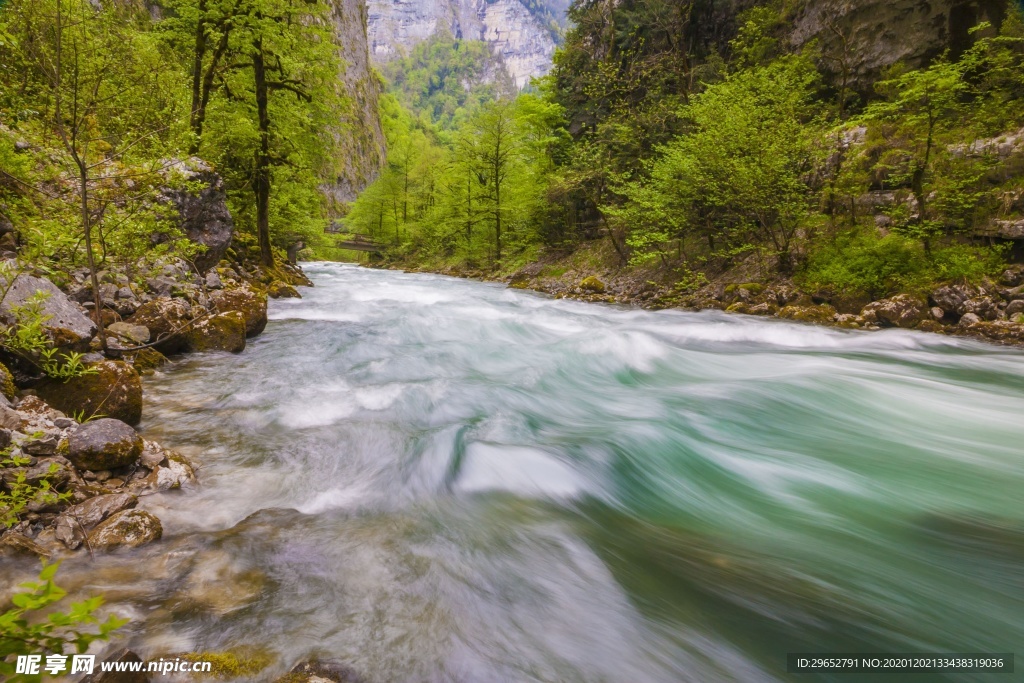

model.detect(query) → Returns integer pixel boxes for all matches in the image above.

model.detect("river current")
[38,263,1024,681]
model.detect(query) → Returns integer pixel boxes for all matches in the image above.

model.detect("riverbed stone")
[107,322,150,344]
[36,360,143,425]
[185,311,246,353]
[0,532,52,559]
[54,492,138,550]
[0,273,97,347]
[860,294,927,328]
[579,276,605,293]
[778,304,838,324]
[65,418,143,471]
[87,509,162,550]
[268,281,301,299]
[277,660,365,683]
[127,297,192,354]
[210,285,267,337]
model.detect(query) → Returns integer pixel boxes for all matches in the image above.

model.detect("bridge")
[333,233,384,253]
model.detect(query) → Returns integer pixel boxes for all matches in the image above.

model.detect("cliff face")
[366,0,557,88]
[325,0,388,208]
[790,0,1009,89]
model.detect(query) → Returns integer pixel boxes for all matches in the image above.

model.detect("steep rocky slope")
[366,0,557,88]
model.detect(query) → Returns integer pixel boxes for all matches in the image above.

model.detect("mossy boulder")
[267,281,301,299]
[128,347,169,375]
[36,360,143,425]
[579,276,605,293]
[184,312,246,353]
[0,361,15,401]
[210,285,268,337]
[65,418,143,471]
[778,304,838,324]
[127,297,192,354]
[87,508,162,550]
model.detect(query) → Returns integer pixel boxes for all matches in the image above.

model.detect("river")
[46,263,1024,681]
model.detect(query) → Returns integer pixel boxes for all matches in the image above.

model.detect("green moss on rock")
[185,312,246,353]
[36,360,143,425]
[0,362,15,401]
[210,286,268,337]
[580,276,605,293]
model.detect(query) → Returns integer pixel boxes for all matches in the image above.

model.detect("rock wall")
[325,0,388,207]
[366,0,557,88]
[790,0,1010,90]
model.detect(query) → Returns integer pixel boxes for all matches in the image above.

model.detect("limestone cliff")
[790,0,1009,89]
[326,0,388,208]
[366,0,558,88]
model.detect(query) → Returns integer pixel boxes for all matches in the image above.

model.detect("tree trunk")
[79,165,107,353]
[253,38,274,267]
[189,0,207,149]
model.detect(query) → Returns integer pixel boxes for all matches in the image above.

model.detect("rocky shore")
[395,249,1024,348]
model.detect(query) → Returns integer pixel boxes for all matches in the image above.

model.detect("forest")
[347,1,1024,310]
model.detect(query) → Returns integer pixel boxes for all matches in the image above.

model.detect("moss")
[128,348,168,375]
[35,360,143,425]
[180,649,273,679]
[737,283,764,294]
[0,362,15,401]
[185,312,246,353]
[579,276,606,293]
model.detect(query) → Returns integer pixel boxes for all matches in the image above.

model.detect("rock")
[210,286,268,337]
[960,296,999,321]
[930,284,977,316]
[0,273,97,347]
[128,347,169,376]
[87,509,162,550]
[135,457,196,493]
[267,281,301,299]
[16,395,63,419]
[205,271,223,290]
[860,294,926,328]
[64,418,143,471]
[964,320,1024,344]
[0,428,11,449]
[0,361,15,400]
[127,297,192,354]
[1003,284,1024,302]
[0,456,75,489]
[184,312,246,353]
[54,493,138,550]
[0,532,52,559]
[0,404,23,429]
[81,649,149,683]
[1006,299,1024,320]
[930,306,945,320]
[23,432,60,456]
[159,158,234,273]
[36,360,143,425]
[999,266,1024,287]
[579,276,605,293]
[959,312,982,327]
[277,660,365,683]
[107,322,150,344]
[54,416,77,429]
[778,304,838,324]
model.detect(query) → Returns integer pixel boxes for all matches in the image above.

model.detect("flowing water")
[28,263,1024,681]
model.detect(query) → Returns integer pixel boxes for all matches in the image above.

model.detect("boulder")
[959,296,1000,321]
[23,432,60,456]
[87,509,162,550]
[1006,299,1024,320]
[0,361,15,400]
[54,493,138,550]
[778,304,838,324]
[267,281,301,299]
[64,418,143,471]
[0,404,23,430]
[210,286,267,337]
[36,360,143,425]
[128,347,169,375]
[0,532,52,559]
[965,320,1024,344]
[929,284,977,316]
[184,312,246,353]
[0,273,97,347]
[579,276,605,293]
[107,322,150,344]
[959,312,983,327]
[159,159,234,273]
[0,456,76,490]
[127,297,192,354]
[860,294,927,328]
[134,456,197,493]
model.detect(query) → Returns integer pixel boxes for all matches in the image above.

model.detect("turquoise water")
[48,263,1024,680]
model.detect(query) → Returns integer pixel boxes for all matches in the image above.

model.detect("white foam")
[456,443,585,499]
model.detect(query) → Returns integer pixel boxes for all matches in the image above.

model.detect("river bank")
[377,239,1024,348]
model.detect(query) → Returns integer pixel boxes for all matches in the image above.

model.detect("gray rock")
[930,306,945,320]
[65,418,143,471]
[159,159,234,273]
[0,273,97,345]
[0,404,22,429]
[146,275,176,298]
[1006,299,1024,320]
[0,532,52,559]
[87,509,162,550]
[54,417,77,429]
[22,432,60,456]
[860,294,927,328]
[139,441,168,468]
[107,322,150,344]
[959,312,982,326]
[960,296,1000,321]
[55,493,138,550]
[204,271,223,290]
[930,284,977,315]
